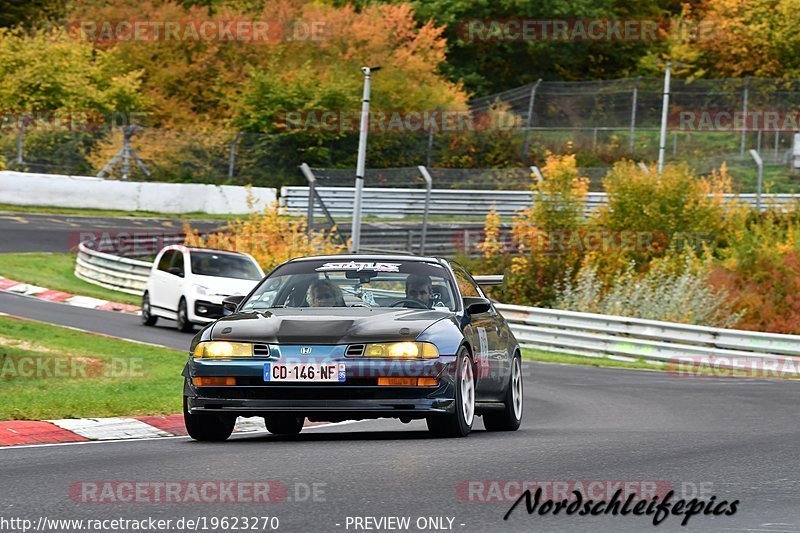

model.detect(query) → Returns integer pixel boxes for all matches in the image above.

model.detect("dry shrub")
[184,202,347,273]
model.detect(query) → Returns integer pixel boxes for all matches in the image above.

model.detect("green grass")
[0,253,141,306]
[0,203,241,220]
[0,315,185,420]
[522,347,663,371]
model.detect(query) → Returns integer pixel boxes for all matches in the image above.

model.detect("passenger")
[307,279,345,307]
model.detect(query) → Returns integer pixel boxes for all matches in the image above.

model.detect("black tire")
[426,347,474,438]
[483,354,523,432]
[141,292,158,326]
[183,396,235,442]
[176,298,194,333]
[264,415,305,435]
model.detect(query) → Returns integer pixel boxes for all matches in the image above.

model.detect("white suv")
[142,246,264,332]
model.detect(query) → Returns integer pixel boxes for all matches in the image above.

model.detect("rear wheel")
[264,415,305,435]
[483,355,523,432]
[176,298,194,333]
[426,348,474,438]
[183,396,235,442]
[141,292,157,326]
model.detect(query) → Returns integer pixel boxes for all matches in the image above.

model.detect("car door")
[163,249,187,313]
[149,249,175,313]
[451,263,506,399]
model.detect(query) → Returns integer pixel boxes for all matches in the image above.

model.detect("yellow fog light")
[193,342,253,359]
[363,342,438,359]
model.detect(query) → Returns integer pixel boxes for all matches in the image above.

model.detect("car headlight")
[363,342,439,359]
[192,284,209,296]
[193,341,253,359]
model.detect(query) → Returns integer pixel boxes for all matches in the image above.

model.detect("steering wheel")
[390,299,428,309]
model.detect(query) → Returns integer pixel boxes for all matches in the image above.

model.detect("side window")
[451,264,481,298]
[157,250,174,272]
[171,251,185,275]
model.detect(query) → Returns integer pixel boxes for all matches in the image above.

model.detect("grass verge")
[0,315,185,420]
[522,347,662,371]
[0,253,141,306]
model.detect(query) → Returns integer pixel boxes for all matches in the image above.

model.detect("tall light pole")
[657,61,671,174]
[351,66,380,253]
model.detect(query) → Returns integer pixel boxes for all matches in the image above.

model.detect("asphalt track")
[1,290,799,532]
[0,213,221,254]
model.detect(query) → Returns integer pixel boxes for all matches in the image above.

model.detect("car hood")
[192,275,260,297]
[209,307,451,344]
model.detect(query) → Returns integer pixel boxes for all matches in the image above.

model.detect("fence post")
[417,165,433,256]
[749,149,763,211]
[521,79,542,163]
[629,77,640,154]
[739,78,750,158]
[228,132,242,179]
[300,163,316,232]
[15,115,29,166]
[657,62,671,174]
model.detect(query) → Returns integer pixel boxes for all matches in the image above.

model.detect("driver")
[308,279,345,307]
[405,274,432,308]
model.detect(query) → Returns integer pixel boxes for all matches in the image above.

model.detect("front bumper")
[185,350,458,420]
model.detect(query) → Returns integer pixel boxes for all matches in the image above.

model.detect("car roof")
[287,254,448,265]
[162,245,250,256]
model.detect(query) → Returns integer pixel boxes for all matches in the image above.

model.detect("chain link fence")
[2,77,799,192]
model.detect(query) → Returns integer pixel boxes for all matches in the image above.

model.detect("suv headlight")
[193,342,253,358]
[363,342,439,359]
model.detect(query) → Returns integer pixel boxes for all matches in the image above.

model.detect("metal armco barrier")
[281,186,800,219]
[75,241,153,295]
[496,303,800,374]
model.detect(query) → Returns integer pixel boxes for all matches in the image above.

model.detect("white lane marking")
[0,420,367,450]
[48,417,172,440]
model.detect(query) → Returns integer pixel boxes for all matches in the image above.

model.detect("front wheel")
[264,415,305,435]
[426,348,474,438]
[176,299,194,333]
[483,355,523,431]
[183,397,235,442]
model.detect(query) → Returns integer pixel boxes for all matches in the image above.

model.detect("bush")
[184,202,347,273]
[555,255,742,327]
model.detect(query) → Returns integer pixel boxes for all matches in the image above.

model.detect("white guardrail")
[281,186,800,218]
[75,244,800,374]
[75,241,153,295]
[496,303,800,374]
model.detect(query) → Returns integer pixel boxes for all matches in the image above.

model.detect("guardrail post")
[417,166,433,255]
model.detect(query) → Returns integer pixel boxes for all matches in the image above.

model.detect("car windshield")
[240,259,457,311]
[189,251,261,281]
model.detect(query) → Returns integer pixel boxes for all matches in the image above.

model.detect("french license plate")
[264,363,346,382]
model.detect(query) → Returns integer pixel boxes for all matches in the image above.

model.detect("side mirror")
[168,267,184,277]
[463,296,491,315]
[222,295,245,314]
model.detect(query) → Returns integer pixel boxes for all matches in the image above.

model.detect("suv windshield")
[240,259,456,311]
[189,251,261,281]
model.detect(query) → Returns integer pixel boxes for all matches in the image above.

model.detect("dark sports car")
[183,254,523,440]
